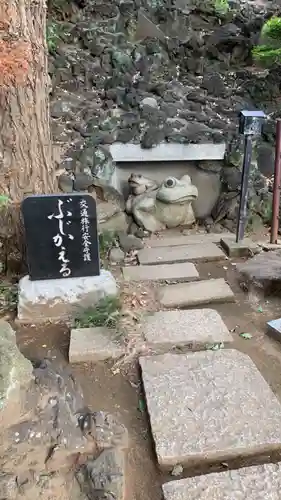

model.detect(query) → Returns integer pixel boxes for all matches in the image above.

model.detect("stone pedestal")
[17,270,117,323]
[220,237,259,257]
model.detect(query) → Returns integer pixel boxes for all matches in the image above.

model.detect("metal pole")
[236,135,252,243]
[270,119,281,244]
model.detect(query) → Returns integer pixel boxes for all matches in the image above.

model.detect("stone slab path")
[70,232,281,497]
[140,351,281,468]
[142,309,233,348]
[137,243,226,265]
[145,233,232,248]
[162,463,281,500]
[70,327,124,363]
[158,278,235,308]
[122,262,199,282]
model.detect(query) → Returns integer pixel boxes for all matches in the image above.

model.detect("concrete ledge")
[110,143,226,162]
[267,318,281,343]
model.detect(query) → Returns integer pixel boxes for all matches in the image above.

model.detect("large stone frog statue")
[126,173,198,232]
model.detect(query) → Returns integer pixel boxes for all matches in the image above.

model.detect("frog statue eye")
[164,177,176,188]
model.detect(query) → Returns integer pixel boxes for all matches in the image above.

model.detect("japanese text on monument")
[80,198,92,262]
[48,198,74,277]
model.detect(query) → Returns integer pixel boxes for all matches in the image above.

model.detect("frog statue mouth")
[156,175,198,204]
[127,173,158,196]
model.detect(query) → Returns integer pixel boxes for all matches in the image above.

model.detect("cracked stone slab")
[137,243,226,265]
[158,278,235,308]
[142,309,232,348]
[70,327,124,363]
[140,350,281,468]
[162,463,281,500]
[122,262,199,282]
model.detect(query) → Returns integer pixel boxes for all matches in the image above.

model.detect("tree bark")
[0,0,56,202]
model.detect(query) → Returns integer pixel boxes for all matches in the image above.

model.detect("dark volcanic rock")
[0,356,127,500]
[49,0,280,228]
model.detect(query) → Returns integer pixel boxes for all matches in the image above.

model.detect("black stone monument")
[22,193,100,281]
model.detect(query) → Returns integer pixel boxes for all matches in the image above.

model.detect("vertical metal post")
[236,135,253,243]
[270,119,281,244]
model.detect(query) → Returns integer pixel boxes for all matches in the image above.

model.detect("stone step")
[158,278,234,308]
[137,243,226,266]
[140,350,281,468]
[70,327,124,363]
[122,263,199,283]
[145,233,233,248]
[162,463,281,500]
[141,309,232,349]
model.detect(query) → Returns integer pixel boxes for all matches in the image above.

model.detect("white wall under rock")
[110,143,226,163]
[110,143,225,219]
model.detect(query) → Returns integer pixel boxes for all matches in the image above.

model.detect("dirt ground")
[13,240,281,500]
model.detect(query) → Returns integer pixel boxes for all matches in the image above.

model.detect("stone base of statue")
[17,270,117,323]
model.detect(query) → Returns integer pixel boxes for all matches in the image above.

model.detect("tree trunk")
[0,0,56,202]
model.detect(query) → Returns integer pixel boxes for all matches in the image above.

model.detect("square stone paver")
[158,278,235,308]
[122,263,199,282]
[162,463,281,500]
[137,243,226,265]
[70,327,124,363]
[142,309,232,348]
[140,350,281,467]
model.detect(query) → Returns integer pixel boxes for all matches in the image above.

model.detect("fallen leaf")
[138,398,146,413]
[240,332,253,340]
[206,342,224,351]
[171,464,183,477]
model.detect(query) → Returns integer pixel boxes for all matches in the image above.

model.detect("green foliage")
[46,22,61,53]
[74,296,121,329]
[213,0,229,17]
[0,283,18,313]
[252,45,281,65]
[0,196,9,208]
[99,231,117,259]
[261,16,281,41]
[252,17,281,67]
